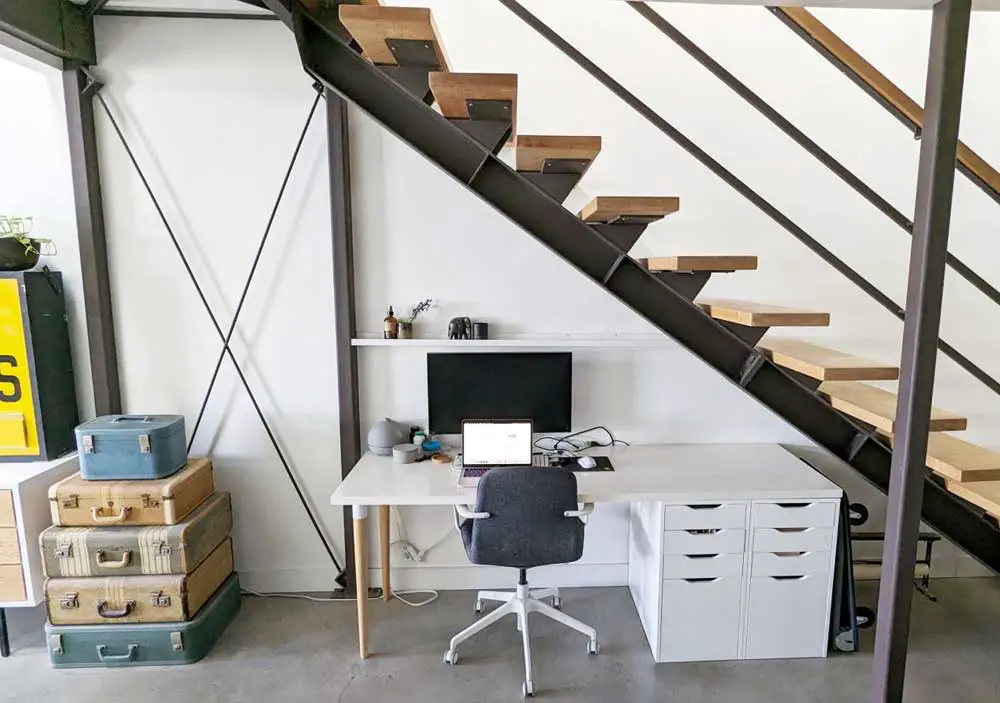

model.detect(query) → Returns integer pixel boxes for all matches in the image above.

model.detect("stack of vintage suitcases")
[38,415,240,668]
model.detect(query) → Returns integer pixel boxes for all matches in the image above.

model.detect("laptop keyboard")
[464,455,549,478]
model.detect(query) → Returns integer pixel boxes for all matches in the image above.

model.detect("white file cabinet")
[628,493,840,663]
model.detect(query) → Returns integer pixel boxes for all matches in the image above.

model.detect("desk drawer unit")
[754,502,836,529]
[663,553,744,580]
[745,575,830,659]
[663,528,745,555]
[664,504,747,531]
[753,527,833,553]
[660,575,742,663]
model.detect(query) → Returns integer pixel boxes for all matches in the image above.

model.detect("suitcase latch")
[141,494,160,509]
[154,541,172,557]
[61,495,79,509]
[59,592,80,610]
[55,544,73,559]
[170,632,184,652]
[81,435,94,454]
[150,591,172,608]
[49,634,64,655]
[138,434,151,454]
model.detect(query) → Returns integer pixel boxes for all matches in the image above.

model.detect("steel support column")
[63,66,122,416]
[871,1,971,700]
[327,89,361,593]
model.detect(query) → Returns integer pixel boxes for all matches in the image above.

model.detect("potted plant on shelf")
[399,298,434,339]
[0,216,55,271]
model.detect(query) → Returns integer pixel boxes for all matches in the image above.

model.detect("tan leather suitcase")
[45,538,234,626]
[48,458,214,527]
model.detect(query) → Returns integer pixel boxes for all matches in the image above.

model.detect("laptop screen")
[462,420,532,467]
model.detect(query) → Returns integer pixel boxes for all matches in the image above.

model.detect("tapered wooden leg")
[353,506,369,659]
[379,505,392,602]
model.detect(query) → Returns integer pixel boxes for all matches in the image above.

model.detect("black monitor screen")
[427,353,572,434]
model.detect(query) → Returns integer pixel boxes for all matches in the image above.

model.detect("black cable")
[188,89,322,452]
[95,93,345,580]
[534,426,629,455]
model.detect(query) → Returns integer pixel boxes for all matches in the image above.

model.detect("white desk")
[331,443,842,660]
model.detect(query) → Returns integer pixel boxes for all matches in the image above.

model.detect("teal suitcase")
[45,574,241,668]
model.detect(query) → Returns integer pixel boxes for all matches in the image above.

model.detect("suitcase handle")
[111,416,154,423]
[96,644,138,663]
[97,600,136,619]
[90,506,131,524]
[95,549,132,569]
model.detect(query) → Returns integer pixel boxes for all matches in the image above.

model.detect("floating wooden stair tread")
[889,433,1000,483]
[515,135,602,173]
[339,5,449,70]
[818,381,967,434]
[647,256,757,273]
[759,339,899,382]
[579,196,680,224]
[429,73,518,132]
[943,480,1000,520]
[697,299,830,328]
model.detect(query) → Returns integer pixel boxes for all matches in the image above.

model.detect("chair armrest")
[564,503,595,521]
[453,504,490,530]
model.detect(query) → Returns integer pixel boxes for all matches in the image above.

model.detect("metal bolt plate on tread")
[383,38,441,69]
[466,99,513,122]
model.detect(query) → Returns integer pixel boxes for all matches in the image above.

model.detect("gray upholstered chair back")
[460,466,585,569]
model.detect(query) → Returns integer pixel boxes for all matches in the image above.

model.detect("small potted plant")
[0,216,55,271]
[399,298,434,339]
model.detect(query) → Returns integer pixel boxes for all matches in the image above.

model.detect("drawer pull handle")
[686,529,721,535]
[775,528,809,534]
[687,504,722,510]
[95,550,132,569]
[773,551,807,558]
[776,502,810,509]
[684,578,719,584]
[97,600,136,619]
[684,554,720,560]
[771,575,807,581]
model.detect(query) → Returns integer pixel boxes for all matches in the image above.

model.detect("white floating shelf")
[352,336,679,350]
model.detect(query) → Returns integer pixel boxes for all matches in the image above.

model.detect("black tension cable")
[95,92,345,580]
[188,87,323,451]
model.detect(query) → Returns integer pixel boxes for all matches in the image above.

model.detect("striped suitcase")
[40,492,232,578]
[46,573,241,668]
[45,539,233,626]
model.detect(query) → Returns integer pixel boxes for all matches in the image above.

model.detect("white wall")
[85,2,1000,591]
[0,47,95,422]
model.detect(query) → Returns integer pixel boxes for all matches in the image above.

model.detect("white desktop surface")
[331,443,842,506]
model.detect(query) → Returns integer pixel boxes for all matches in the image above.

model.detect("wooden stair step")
[647,256,757,273]
[819,381,967,434]
[579,196,680,224]
[339,5,450,70]
[943,479,1000,520]
[429,73,518,133]
[888,433,1000,483]
[515,135,602,173]
[759,339,899,382]
[697,299,830,328]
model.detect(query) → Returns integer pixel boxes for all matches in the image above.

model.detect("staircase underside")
[272,0,1000,575]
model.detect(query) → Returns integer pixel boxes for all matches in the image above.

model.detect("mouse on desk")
[577,456,597,469]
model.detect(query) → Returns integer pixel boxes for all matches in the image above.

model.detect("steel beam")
[0,0,95,65]
[63,66,121,416]
[327,88,362,592]
[871,0,971,700]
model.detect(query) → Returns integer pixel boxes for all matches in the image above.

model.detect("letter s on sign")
[0,355,22,402]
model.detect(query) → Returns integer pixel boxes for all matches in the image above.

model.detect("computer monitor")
[427,352,572,434]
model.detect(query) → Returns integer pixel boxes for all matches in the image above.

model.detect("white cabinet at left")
[0,455,78,608]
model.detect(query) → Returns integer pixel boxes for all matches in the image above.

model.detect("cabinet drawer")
[745,575,830,659]
[664,528,745,555]
[752,550,831,577]
[0,564,25,603]
[754,502,836,529]
[0,490,13,527]
[753,527,833,553]
[660,575,742,663]
[663,553,744,579]
[0,527,20,565]
[664,503,746,531]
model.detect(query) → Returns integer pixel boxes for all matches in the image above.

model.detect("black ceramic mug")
[472,322,489,340]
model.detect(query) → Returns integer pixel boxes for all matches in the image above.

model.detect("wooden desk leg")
[379,505,392,602]
[353,505,369,659]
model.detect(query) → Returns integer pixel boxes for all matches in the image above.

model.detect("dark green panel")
[0,0,95,65]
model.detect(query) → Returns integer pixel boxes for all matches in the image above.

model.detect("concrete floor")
[2,579,1000,702]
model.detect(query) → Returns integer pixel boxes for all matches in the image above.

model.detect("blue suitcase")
[76,415,187,480]
[46,573,241,668]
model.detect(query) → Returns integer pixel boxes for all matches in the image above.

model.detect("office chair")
[444,466,599,697]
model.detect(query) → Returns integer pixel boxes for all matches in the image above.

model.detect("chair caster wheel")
[551,596,562,609]
[522,681,534,698]
[474,600,484,614]
[587,639,600,655]
[443,649,458,665]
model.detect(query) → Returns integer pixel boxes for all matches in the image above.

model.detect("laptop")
[458,419,547,487]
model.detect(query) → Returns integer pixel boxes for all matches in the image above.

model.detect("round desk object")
[472,322,489,340]
[422,439,442,453]
[413,431,427,446]
[393,443,420,464]
[432,453,452,465]
[577,456,597,469]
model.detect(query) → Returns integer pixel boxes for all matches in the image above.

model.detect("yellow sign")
[0,279,37,455]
